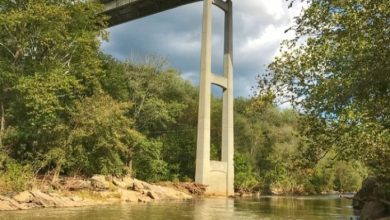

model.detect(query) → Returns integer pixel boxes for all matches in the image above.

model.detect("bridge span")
[100,0,235,197]
[100,0,200,27]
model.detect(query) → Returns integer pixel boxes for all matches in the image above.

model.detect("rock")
[0,200,18,211]
[360,201,387,220]
[132,179,152,191]
[122,176,135,188]
[30,190,74,207]
[117,189,141,202]
[137,195,152,203]
[91,175,111,190]
[113,176,134,189]
[64,179,92,191]
[29,190,88,208]
[158,187,192,200]
[30,190,57,207]
[141,182,152,190]
[146,191,160,200]
[0,176,196,212]
[0,195,29,210]
[13,191,33,203]
[161,182,206,196]
[70,196,83,202]
[132,180,145,192]
[144,184,191,200]
[353,177,378,210]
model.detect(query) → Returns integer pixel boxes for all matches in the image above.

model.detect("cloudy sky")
[101,0,304,98]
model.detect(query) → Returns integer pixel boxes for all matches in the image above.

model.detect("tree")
[257,0,389,190]
[67,93,141,176]
[234,97,305,193]
[0,0,107,175]
[99,55,200,181]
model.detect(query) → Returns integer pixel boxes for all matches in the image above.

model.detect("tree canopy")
[257,0,389,190]
[0,0,375,196]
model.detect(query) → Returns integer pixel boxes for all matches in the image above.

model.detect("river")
[0,195,357,220]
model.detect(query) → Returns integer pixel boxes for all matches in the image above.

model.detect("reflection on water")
[0,195,354,220]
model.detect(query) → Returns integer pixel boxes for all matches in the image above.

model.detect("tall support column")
[221,0,234,196]
[195,0,213,185]
[195,0,234,197]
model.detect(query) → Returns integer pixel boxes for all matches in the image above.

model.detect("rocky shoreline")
[0,175,206,211]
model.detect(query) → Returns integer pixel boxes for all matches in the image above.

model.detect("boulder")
[144,184,191,200]
[30,190,76,207]
[156,186,192,200]
[70,196,83,202]
[91,175,111,190]
[117,189,141,202]
[0,195,28,210]
[30,190,58,207]
[141,182,152,190]
[122,176,135,187]
[353,177,378,210]
[137,195,152,203]
[360,201,387,220]
[0,200,18,211]
[64,179,92,191]
[146,191,160,200]
[13,191,33,203]
[132,180,145,192]
[113,176,134,189]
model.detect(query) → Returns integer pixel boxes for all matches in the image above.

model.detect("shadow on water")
[0,196,356,220]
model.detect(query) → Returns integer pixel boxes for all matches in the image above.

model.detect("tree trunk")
[51,163,62,184]
[127,155,133,177]
[128,159,133,177]
[0,101,4,148]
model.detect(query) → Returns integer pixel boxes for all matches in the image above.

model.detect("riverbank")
[0,175,206,211]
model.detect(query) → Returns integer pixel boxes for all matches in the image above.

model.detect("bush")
[234,153,259,192]
[304,165,335,194]
[0,160,33,193]
[333,161,366,193]
[133,140,168,182]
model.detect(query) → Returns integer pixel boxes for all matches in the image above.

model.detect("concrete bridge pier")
[195,0,234,196]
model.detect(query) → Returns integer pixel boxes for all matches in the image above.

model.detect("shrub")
[0,160,33,193]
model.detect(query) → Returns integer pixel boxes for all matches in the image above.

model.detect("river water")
[0,195,356,220]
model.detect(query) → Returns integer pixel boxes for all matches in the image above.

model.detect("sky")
[101,0,304,98]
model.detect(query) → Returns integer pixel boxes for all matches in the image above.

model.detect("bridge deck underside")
[101,0,200,27]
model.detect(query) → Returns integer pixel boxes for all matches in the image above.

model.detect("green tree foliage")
[99,55,199,181]
[234,152,259,193]
[67,93,140,176]
[0,0,143,180]
[257,0,390,191]
[234,97,368,194]
[0,152,33,193]
[234,97,303,193]
[0,0,373,196]
[133,140,168,182]
[0,0,107,175]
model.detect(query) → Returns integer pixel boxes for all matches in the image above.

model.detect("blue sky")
[101,0,304,98]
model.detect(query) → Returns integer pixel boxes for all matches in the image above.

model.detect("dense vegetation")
[0,0,384,197]
[257,0,389,196]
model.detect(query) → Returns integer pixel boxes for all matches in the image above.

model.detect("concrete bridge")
[100,0,234,196]
[101,0,200,27]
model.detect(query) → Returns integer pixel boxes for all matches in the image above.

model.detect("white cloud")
[101,0,306,97]
[239,24,284,54]
[236,0,285,20]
